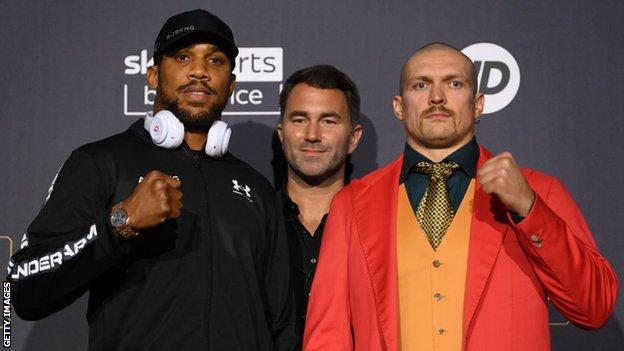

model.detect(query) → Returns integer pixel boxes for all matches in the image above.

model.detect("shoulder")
[345,155,403,194]
[220,153,272,187]
[77,122,149,158]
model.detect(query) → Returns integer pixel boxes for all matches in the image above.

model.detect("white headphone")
[144,110,231,158]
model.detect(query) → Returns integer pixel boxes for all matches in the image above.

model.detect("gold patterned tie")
[415,161,460,250]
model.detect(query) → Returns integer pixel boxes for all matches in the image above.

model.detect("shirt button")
[310,258,317,264]
[436,328,445,335]
[432,259,441,268]
[433,293,443,301]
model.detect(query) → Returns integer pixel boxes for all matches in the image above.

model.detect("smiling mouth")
[300,149,328,154]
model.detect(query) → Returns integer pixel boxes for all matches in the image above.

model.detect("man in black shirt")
[8,9,296,350]
[276,65,363,346]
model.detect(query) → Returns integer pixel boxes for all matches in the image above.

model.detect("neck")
[153,102,208,152]
[286,167,345,235]
[185,132,207,151]
[408,136,473,163]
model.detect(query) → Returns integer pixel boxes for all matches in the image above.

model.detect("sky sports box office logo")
[123,47,284,116]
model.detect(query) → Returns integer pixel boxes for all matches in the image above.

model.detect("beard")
[157,83,228,133]
[284,140,350,186]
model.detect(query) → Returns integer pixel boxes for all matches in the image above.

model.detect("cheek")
[281,129,303,148]
[331,130,355,151]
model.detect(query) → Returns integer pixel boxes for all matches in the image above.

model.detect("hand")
[477,152,535,216]
[121,170,183,230]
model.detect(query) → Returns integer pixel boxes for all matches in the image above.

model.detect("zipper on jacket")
[193,153,213,349]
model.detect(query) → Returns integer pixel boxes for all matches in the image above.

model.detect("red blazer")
[304,146,618,351]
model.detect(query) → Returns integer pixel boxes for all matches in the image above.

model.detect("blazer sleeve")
[303,187,353,351]
[510,173,618,329]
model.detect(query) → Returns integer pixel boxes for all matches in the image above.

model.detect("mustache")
[177,80,218,95]
[420,105,454,118]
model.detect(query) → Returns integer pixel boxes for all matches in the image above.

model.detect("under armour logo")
[232,180,253,202]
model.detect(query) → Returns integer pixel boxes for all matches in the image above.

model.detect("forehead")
[405,48,472,79]
[286,84,348,109]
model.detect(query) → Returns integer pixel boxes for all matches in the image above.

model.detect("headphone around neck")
[144,110,231,158]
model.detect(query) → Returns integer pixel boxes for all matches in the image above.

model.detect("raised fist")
[478,152,535,217]
[120,170,183,230]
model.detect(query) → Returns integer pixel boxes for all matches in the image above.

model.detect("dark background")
[1,1,622,349]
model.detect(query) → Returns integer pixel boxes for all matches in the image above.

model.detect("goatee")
[158,89,228,133]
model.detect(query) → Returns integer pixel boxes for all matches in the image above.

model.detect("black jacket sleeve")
[7,148,128,320]
[265,191,297,350]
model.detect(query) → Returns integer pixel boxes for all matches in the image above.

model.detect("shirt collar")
[400,137,479,183]
[278,188,301,216]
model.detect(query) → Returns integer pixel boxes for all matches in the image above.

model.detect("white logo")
[462,43,520,114]
[44,167,62,205]
[232,180,253,202]
[20,234,29,249]
[137,175,179,183]
[233,48,283,82]
[122,47,284,117]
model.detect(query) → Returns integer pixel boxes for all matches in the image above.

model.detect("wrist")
[516,191,536,217]
[110,202,139,239]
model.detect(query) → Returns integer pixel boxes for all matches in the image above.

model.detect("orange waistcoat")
[397,180,475,351]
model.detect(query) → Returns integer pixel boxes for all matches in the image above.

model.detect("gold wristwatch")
[110,203,139,239]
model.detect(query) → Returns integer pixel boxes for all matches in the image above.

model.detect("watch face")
[111,209,128,227]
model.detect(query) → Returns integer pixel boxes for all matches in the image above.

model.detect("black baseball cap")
[154,9,238,69]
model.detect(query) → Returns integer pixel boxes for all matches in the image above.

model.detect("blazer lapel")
[462,145,511,340]
[352,155,403,351]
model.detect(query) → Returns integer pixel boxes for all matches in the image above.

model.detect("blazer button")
[436,328,445,335]
[433,293,443,301]
[531,234,543,248]
[432,259,441,268]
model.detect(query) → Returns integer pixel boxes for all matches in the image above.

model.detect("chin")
[420,136,458,149]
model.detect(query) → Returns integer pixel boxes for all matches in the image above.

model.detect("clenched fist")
[121,170,183,230]
[477,152,535,217]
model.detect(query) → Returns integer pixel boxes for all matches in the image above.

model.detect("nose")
[188,60,211,81]
[429,85,446,106]
[304,121,321,142]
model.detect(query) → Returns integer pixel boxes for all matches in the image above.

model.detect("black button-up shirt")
[278,189,327,346]
[400,138,479,212]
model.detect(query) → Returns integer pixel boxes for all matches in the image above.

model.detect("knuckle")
[160,202,171,213]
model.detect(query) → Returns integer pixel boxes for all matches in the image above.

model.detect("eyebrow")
[287,110,344,119]
[407,73,468,83]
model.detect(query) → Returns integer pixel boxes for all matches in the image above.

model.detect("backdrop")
[1,1,622,350]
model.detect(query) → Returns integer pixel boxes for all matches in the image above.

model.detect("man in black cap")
[7,9,296,350]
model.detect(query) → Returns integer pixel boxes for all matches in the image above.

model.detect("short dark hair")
[279,64,360,127]
[399,42,478,96]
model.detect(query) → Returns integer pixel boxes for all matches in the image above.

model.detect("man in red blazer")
[303,42,618,351]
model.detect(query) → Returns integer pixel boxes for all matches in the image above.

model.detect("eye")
[450,80,463,88]
[291,117,306,124]
[415,82,427,90]
[321,118,338,125]
[176,54,190,61]
[208,57,223,65]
